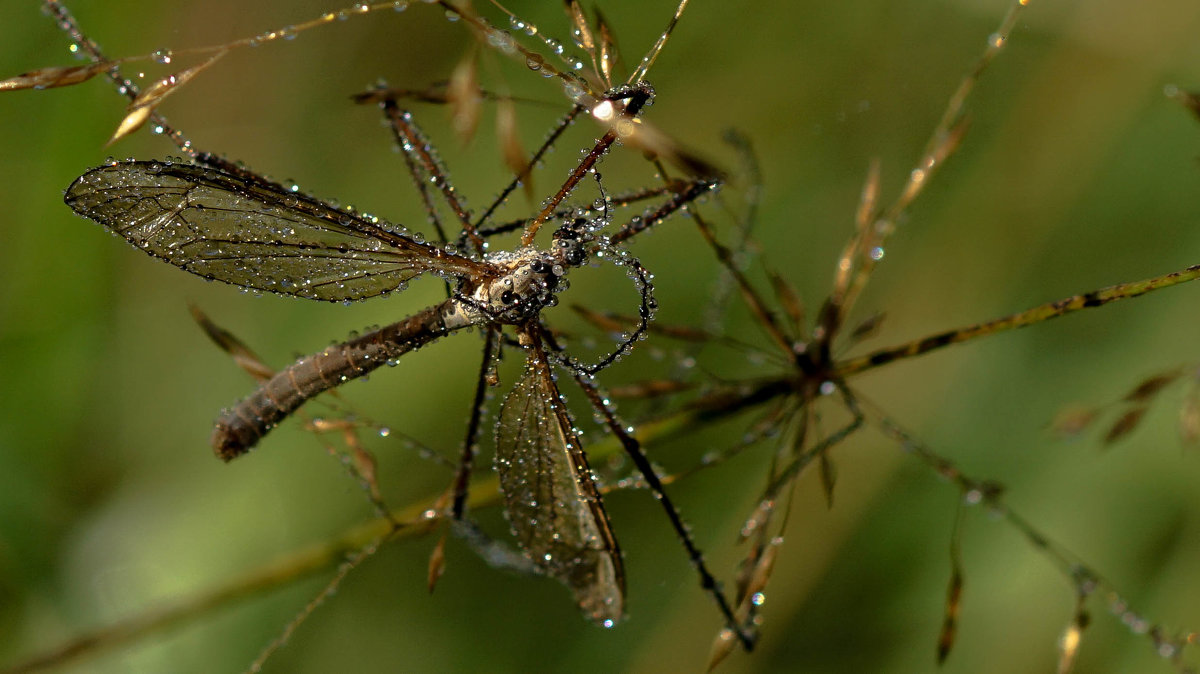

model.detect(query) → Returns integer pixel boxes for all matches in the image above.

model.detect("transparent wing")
[495,334,625,625]
[65,161,489,301]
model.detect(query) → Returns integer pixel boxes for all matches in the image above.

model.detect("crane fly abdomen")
[209,249,571,460]
[212,298,477,460]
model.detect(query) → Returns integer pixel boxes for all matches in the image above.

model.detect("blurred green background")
[3,1,1200,672]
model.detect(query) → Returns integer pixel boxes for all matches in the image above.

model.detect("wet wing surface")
[65,161,488,301]
[495,341,625,624]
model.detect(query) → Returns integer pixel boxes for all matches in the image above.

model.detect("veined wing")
[495,329,625,625]
[65,161,489,301]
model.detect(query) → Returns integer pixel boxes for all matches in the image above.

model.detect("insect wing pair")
[65,156,625,624]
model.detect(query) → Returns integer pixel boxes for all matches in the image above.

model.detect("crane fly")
[65,159,625,624]
[16,0,761,650]
[61,78,717,628]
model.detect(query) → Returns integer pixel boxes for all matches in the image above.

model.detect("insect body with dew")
[65,128,647,627]
[31,0,759,644]
[7,0,1200,671]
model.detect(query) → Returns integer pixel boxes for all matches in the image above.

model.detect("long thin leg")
[522,85,655,244]
[607,176,719,245]
[450,325,501,520]
[475,180,692,239]
[374,97,452,246]
[375,97,483,251]
[557,251,657,377]
[556,336,757,651]
[554,173,721,376]
[471,104,586,236]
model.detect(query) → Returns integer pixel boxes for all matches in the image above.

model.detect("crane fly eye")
[560,244,586,266]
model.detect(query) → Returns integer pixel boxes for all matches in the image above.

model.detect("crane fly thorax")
[465,216,601,324]
[469,248,565,323]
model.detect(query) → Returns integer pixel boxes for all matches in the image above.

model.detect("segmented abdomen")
[212,298,474,460]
